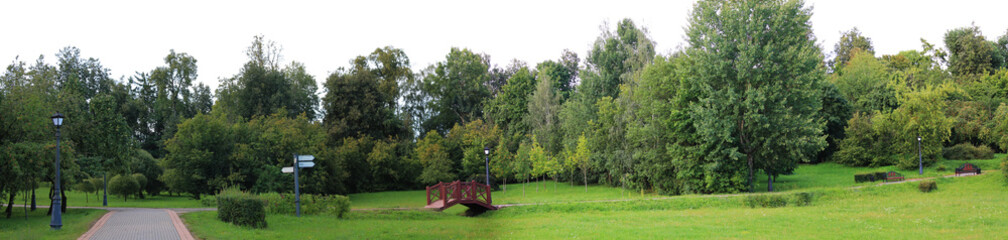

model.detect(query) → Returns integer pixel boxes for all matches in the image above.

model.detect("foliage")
[834,112,894,166]
[484,67,535,139]
[817,83,853,162]
[216,36,318,120]
[875,85,954,169]
[918,180,937,193]
[984,103,1008,151]
[162,113,234,198]
[415,131,454,184]
[108,174,140,202]
[829,49,896,113]
[942,143,994,160]
[744,192,814,208]
[445,120,500,181]
[527,70,563,154]
[945,25,998,76]
[216,187,267,228]
[419,48,490,134]
[685,0,827,192]
[322,47,410,142]
[259,192,350,218]
[829,27,875,73]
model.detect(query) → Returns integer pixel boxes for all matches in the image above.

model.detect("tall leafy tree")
[323,47,411,142]
[217,36,318,120]
[828,27,875,73]
[945,25,997,76]
[419,48,490,134]
[685,0,827,192]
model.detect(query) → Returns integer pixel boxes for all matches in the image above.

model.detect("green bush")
[745,192,815,208]
[918,180,937,193]
[108,174,140,201]
[200,197,217,207]
[936,165,946,172]
[259,192,350,218]
[854,172,888,183]
[942,143,995,160]
[216,187,266,228]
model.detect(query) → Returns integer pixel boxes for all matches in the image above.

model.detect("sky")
[2,0,1007,92]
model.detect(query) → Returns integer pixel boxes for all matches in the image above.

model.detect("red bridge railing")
[425,180,495,210]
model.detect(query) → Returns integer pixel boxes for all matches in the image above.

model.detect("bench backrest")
[886,171,902,178]
[960,163,976,171]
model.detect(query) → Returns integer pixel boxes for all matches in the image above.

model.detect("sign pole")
[294,153,301,217]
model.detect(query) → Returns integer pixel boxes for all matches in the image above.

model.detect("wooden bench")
[955,163,981,176]
[884,171,904,182]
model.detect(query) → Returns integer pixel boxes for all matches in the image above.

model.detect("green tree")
[162,113,234,199]
[568,134,591,191]
[945,25,997,76]
[484,67,535,141]
[685,0,827,192]
[420,48,490,134]
[828,27,875,73]
[875,85,955,169]
[108,174,139,202]
[986,103,1008,151]
[830,49,896,113]
[217,36,318,120]
[323,47,410,142]
[415,131,454,184]
[527,70,562,154]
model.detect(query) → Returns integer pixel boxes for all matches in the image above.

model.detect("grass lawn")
[753,154,1005,192]
[28,186,204,208]
[183,168,1008,239]
[0,208,106,240]
[349,180,656,209]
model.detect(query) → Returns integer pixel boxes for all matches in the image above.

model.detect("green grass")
[0,208,106,240]
[753,154,1005,192]
[29,186,204,208]
[349,180,656,210]
[184,172,1008,239]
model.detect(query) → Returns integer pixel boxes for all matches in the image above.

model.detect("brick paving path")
[78,208,194,240]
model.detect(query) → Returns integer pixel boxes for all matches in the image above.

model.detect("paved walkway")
[77,208,195,240]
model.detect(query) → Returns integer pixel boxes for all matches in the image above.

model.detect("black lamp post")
[917,135,923,175]
[484,146,490,186]
[50,112,64,230]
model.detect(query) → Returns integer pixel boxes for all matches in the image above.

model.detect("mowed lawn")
[183,169,1008,239]
[753,155,1005,192]
[0,208,107,240]
[28,186,204,208]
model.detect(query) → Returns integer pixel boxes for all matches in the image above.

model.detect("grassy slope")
[753,156,1004,192]
[28,186,203,208]
[0,208,106,240]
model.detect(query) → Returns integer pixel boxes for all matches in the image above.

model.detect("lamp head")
[51,112,65,127]
[484,146,490,155]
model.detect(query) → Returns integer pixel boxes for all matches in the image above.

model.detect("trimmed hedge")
[259,192,351,218]
[942,143,994,160]
[854,172,889,183]
[744,192,815,208]
[216,187,267,228]
[918,180,937,193]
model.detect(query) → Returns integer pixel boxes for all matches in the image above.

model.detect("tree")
[162,113,234,199]
[685,0,827,192]
[568,134,590,191]
[484,67,535,140]
[945,25,997,76]
[73,180,95,203]
[828,27,875,73]
[108,174,139,202]
[323,47,410,142]
[830,49,896,113]
[415,131,454,184]
[527,70,562,154]
[985,103,1008,151]
[817,83,853,162]
[216,36,318,120]
[420,48,490,134]
[873,85,954,169]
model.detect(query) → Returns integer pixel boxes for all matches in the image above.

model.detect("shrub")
[942,143,995,160]
[108,174,140,202]
[744,192,813,208]
[936,165,946,172]
[854,172,889,183]
[259,192,350,218]
[200,197,217,207]
[918,180,937,193]
[216,187,266,228]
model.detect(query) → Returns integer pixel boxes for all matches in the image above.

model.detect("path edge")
[167,209,196,240]
[77,210,114,240]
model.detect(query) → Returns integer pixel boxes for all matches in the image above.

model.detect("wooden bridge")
[425,180,497,211]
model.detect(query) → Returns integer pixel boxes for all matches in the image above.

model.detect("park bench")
[955,163,981,176]
[884,171,904,182]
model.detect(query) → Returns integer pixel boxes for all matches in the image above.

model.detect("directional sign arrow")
[298,161,315,168]
[296,155,315,162]
[282,167,294,173]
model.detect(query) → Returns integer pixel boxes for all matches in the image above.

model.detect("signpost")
[284,153,315,217]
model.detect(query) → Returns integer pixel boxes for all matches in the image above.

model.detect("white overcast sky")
[2,0,1007,92]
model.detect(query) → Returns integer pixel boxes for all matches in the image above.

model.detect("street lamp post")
[918,136,923,175]
[484,146,490,186]
[50,112,64,230]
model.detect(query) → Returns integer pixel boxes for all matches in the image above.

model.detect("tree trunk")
[5,192,14,218]
[747,154,754,193]
[30,187,36,211]
[767,175,774,192]
[583,169,588,192]
[61,186,67,213]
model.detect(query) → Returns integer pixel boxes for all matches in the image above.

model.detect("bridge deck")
[425,181,497,211]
